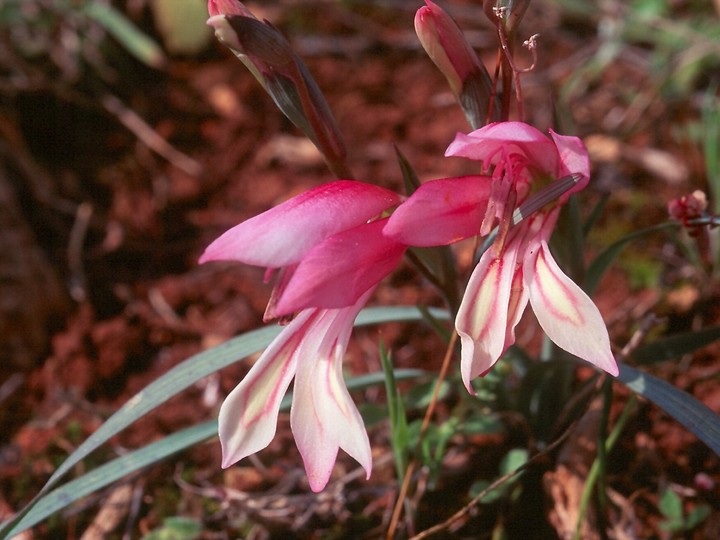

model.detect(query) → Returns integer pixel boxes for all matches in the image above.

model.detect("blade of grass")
[379,341,410,481]
[3,367,427,536]
[573,388,637,540]
[82,3,166,68]
[632,325,720,364]
[0,306,449,538]
[584,222,678,295]
[617,363,720,455]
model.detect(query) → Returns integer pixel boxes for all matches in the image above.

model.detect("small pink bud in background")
[668,190,709,238]
[694,472,715,492]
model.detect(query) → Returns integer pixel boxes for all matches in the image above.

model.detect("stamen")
[473,173,583,263]
[481,176,512,236]
[491,188,518,258]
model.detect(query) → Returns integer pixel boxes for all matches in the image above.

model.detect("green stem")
[573,390,638,540]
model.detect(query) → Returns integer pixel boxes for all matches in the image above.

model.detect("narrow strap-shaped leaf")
[616,363,720,455]
[82,3,166,68]
[3,421,218,537]
[0,307,448,537]
[584,223,678,295]
[632,325,720,365]
[2,367,428,536]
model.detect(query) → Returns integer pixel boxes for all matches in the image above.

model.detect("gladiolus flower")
[386,122,618,390]
[200,180,404,319]
[200,180,406,489]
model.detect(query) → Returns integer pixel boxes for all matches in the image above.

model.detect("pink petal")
[290,293,373,491]
[383,176,492,246]
[445,122,557,175]
[549,130,590,197]
[275,219,405,315]
[199,181,401,268]
[455,237,522,391]
[207,0,254,17]
[525,239,618,376]
[218,309,319,468]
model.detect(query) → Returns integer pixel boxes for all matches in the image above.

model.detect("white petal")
[218,310,318,467]
[526,240,618,376]
[290,292,373,491]
[455,242,518,391]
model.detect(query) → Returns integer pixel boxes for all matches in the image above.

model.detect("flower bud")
[207,3,349,177]
[668,190,708,223]
[415,1,498,128]
[207,0,253,17]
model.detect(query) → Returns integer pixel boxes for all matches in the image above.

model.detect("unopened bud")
[207,0,253,17]
[668,190,708,222]
[415,1,498,128]
[415,1,478,97]
[207,5,349,177]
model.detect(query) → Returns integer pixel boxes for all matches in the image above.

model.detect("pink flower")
[200,180,406,489]
[668,190,709,237]
[219,292,374,492]
[386,122,618,390]
[200,180,404,319]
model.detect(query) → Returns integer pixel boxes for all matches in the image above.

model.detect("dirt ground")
[1,1,719,538]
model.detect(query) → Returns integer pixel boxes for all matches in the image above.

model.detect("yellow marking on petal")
[470,258,503,338]
[326,341,352,420]
[533,249,584,326]
[241,336,301,428]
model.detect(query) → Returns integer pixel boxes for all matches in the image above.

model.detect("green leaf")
[552,195,586,283]
[659,488,683,520]
[500,448,529,476]
[394,145,421,195]
[685,504,712,530]
[404,379,450,410]
[2,367,431,537]
[4,421,217,537]
[82,3,166,68]
[632,325,720,364]
[380,341,410,481]
[617,363,720,455]
[458,415,504,435]
[142,516,203,540]
[584,223,678,295]
[702,84,720,214]
[0,306,449,538]
[470,448,528,503]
